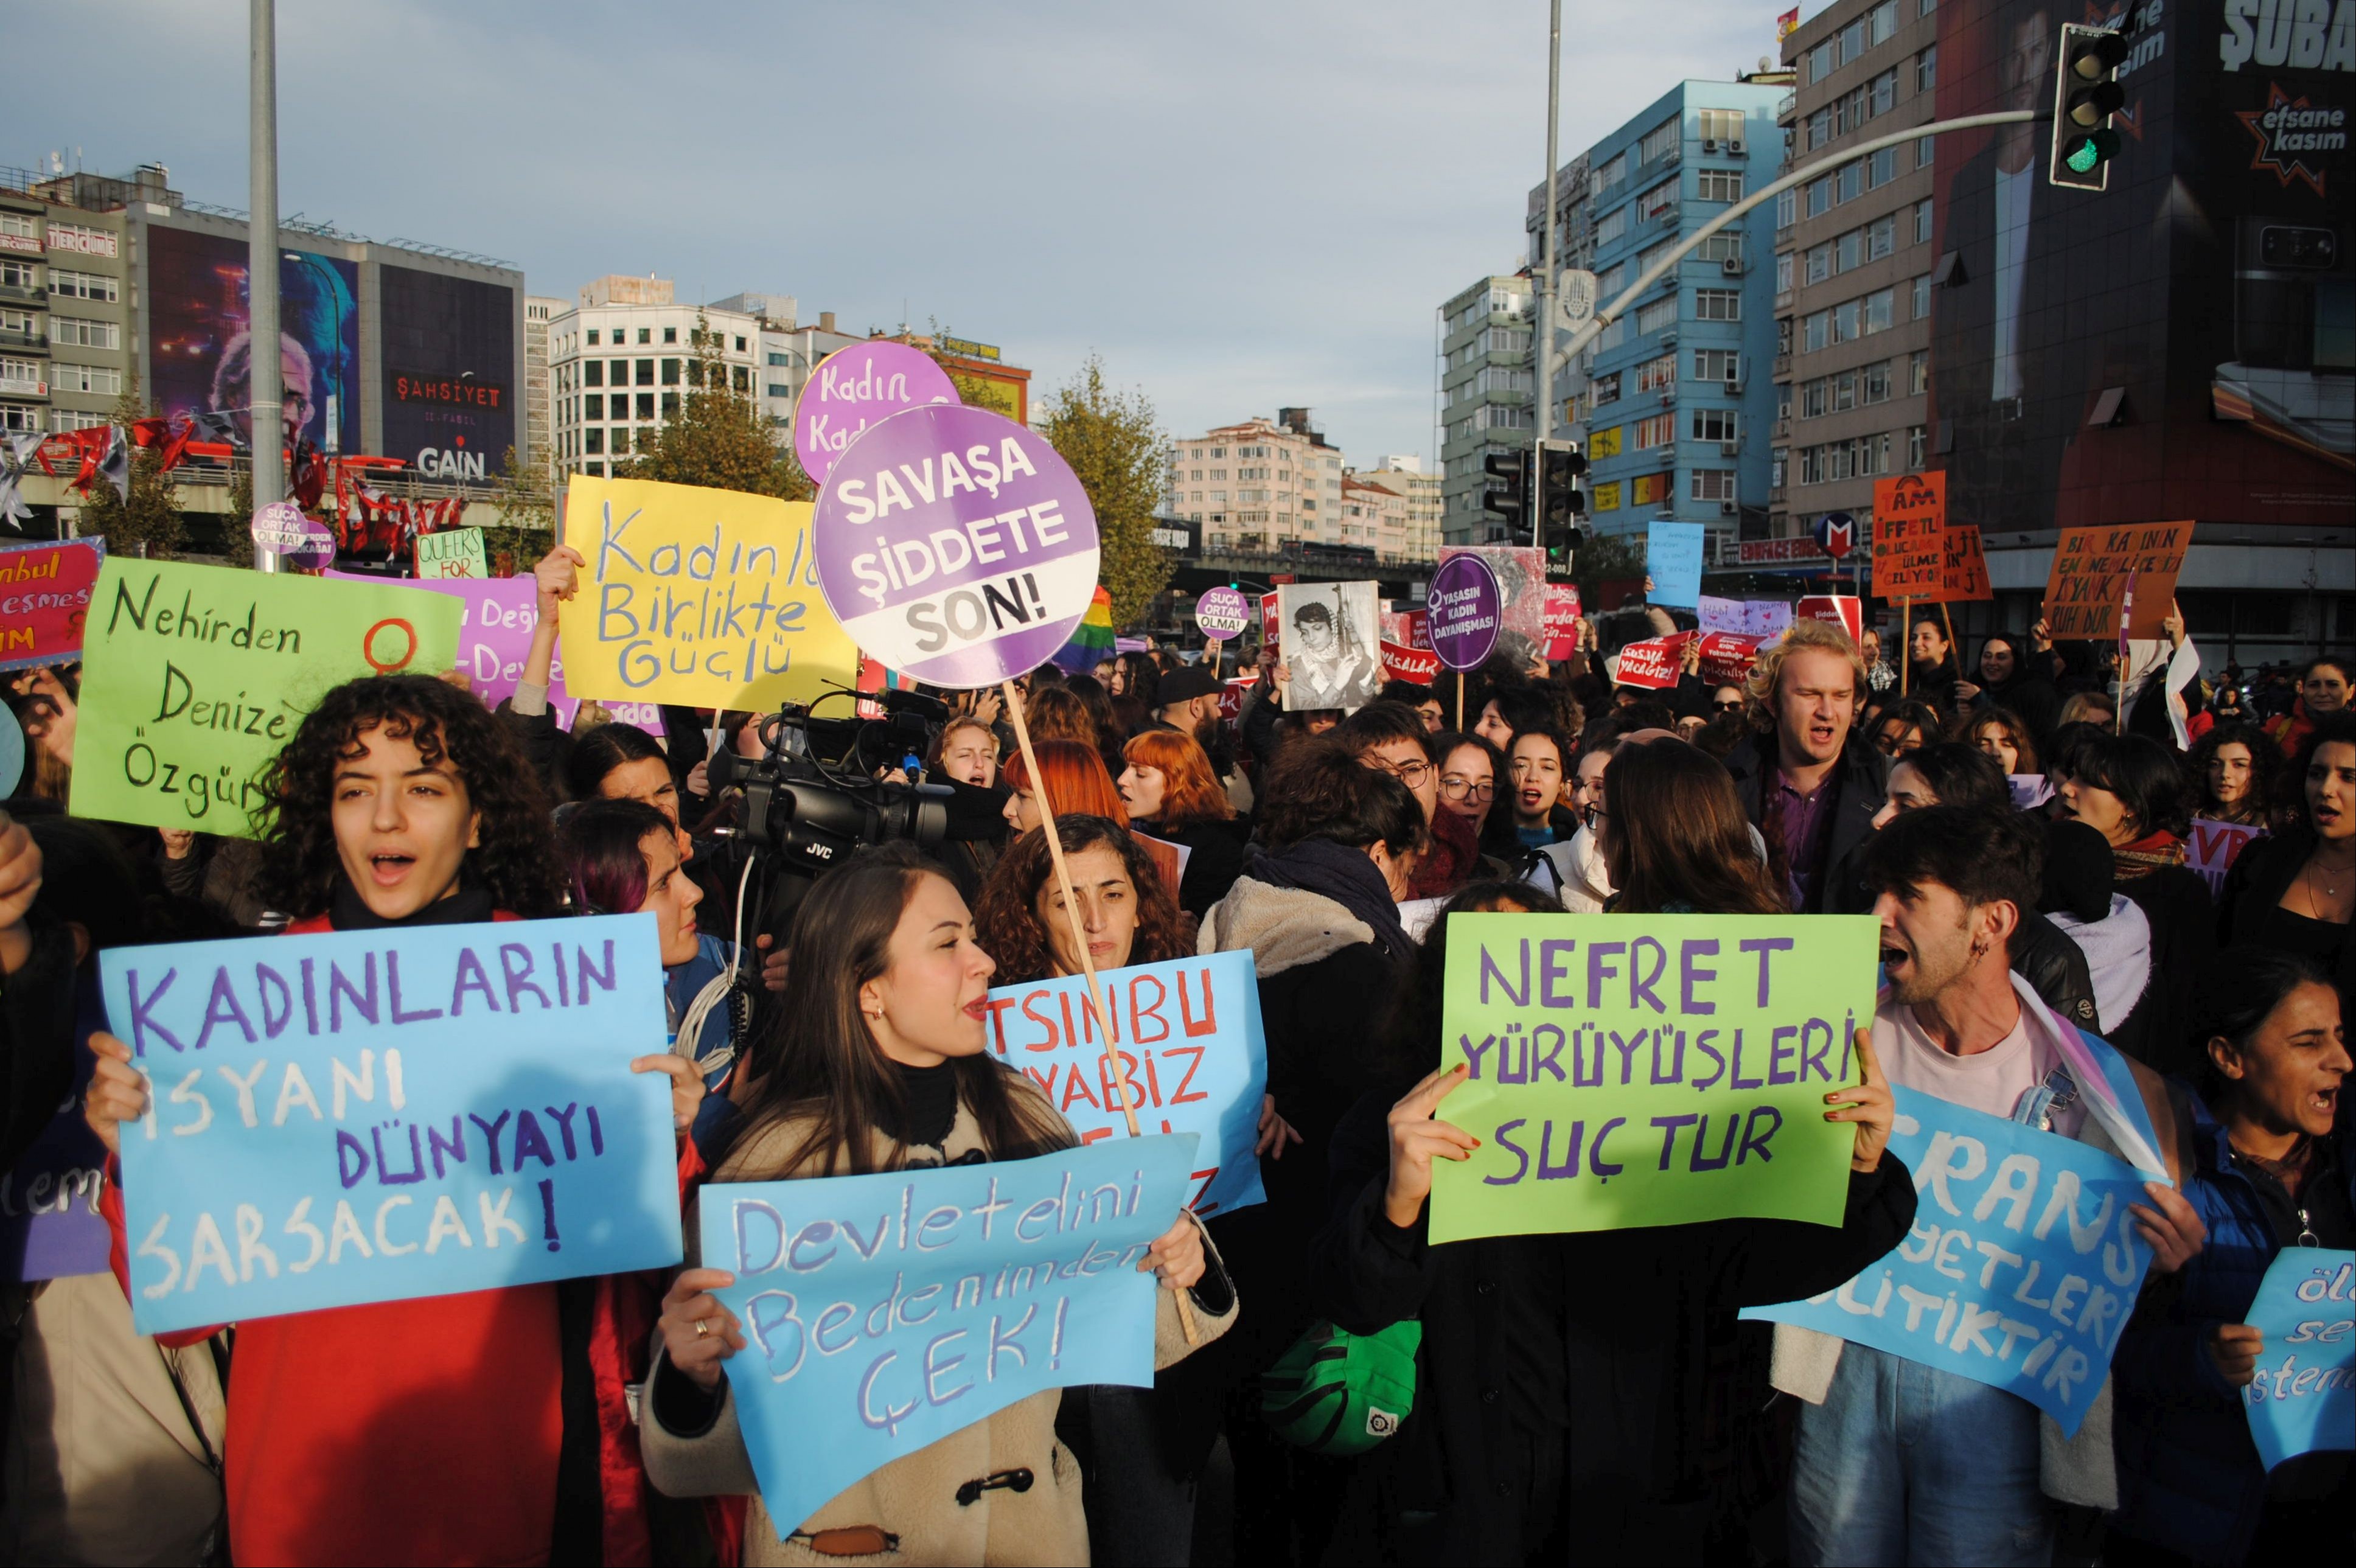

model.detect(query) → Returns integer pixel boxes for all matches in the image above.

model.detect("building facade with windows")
[1435,274,1535,545]
[1353,455,1441,559]
[545,278,759,478]
[1769,0,1940,545]
[1568,80,1786,556]
[525,294,560,478]
[1169,408,1348,552]
[0,166,139,441]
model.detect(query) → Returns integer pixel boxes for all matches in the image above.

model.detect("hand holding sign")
[658,1266,749,1390]
[1821,1028,1893,1172]
[1384,1063,1479,1229]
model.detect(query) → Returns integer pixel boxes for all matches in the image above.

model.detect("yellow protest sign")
[557,475,860,710]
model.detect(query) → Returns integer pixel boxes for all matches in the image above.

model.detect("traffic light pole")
[1546,110,2041,380]
[1535,0,1561,469]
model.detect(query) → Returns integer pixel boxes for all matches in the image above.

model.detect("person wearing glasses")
[1338,702,1478,898]
[1434,733,1503,840]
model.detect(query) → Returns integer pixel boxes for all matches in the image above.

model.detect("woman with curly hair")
[2190,720,2275,828]
[83,672,699,1566]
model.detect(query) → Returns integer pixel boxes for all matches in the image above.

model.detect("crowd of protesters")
[0,547,2345,1568]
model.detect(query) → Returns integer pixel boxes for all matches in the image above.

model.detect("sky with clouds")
[10,1,1785,464]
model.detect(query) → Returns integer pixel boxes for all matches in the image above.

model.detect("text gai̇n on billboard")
[812,403,1102,688]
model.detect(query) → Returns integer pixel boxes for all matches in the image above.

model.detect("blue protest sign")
[704,1134,1199,1538]
[1743,1087,2155,1435]
[100,915,683,1336]
[2242,1248,2354,1471]
[1,980,113,1282]
[984,953,1266,1217]
[1645,521,1706,609]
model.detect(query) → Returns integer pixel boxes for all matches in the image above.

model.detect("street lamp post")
[249,0,283,570]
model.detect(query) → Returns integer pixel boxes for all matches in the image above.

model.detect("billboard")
[1931,0,2354,536]
[146,225,361,456]
[380,265,518,485]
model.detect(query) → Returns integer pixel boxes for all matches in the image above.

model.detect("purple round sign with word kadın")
[812,403,1101,687]
[1426,552,1501,672]
[1196,587,1250,640]
[793,341,961,486]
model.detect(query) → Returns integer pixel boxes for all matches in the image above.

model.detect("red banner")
[1381,641,1443,685]
[1797,594,1863,643]
[1543,585,1583,661]
[1612,632,1695,690]
[1697,630,1764,686]
[0,537,106,672]
[1219,671,1260,724]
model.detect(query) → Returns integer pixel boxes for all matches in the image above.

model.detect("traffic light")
[1538,440,1588,568]
[2050,24,2128,190]
[1482,448,1530,541]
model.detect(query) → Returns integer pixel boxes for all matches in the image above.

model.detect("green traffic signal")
[2049,24,2128,190]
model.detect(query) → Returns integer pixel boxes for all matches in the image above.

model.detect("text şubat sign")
[706,1135,1196,1538]
[1429,915,1873,1242]
[558,476,862,711]
[103,916,682,1336]
[71,559,462,837]
[983,952,1267,1218]
[1743,1087,2155,1436]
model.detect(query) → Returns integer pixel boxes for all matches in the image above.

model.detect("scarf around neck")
[2111,829,2186,882]
[327,874,498,931]
[1249,837,1412,963]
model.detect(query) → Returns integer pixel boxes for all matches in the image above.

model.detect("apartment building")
[1169,408,1347,552]
[1566,79,1787,556]
[525,294,560,476]
[1435,274,1535,546]
[0,164,141,441]
[1769,0,1942,543]
[1353,454,1442,559]
[545,277,759,478]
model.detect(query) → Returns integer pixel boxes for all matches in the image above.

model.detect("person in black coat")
[2218,712,2356,1016]
[1721,620,1891,913]
[0,815,76,1175]
[1959,630,2062,741]
[1308,886,1915,1566]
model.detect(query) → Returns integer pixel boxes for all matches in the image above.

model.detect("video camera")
[705,686,954,881]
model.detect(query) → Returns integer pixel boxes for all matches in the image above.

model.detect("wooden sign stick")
[1002,678,1199,1343]
[1455,669,1465,733]
[1900,598,1912,695]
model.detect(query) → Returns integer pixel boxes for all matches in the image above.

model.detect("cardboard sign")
[1382,641,1442,685]
[1645,523,1706,609]
[1194,587,1250,641]
[1426,553,1501,672]
[1218,672,1258,725]
[560,475,861,711]
[705,1135,1197,1539]
[1872,473,1946,601]
[1942,521,1993,602]
[1437,546,1546,660]
[1,985,111,1281]
[1278,582,1382,711]
[102,916,683,1335]
[792,341,960,487]
[0,536,105,673]
[2043,522,2194,641]
[1381,608,1431,652]
[2188,818,2267,896]
[414,526,489,580]
[249,503,336,569]
[1798,594,1863,643]
[1259,592,1280,646]
[1698,631,1765,686]
[984,953,1266,1218]
[1611,632,1695,690]
[2242,1249,2355,1471]
[811,405,1100,688]
[1744,1087,2154,1437]
[1699,596,1747,634]
[71,559,462,837]
[1543,586,1581,661]
[1745,601,1794,640]
[330,573,660,735]
[1427,914,1873,1242]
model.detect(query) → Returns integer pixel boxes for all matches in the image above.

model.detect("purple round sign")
[1195,587,1250,640]
[811,403,1101,687]
[793,341,960,486]
[1426,552,1502,672]
[251,502,336,568]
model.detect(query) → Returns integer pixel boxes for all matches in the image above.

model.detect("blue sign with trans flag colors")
[100,915,684,1336]
[2242,1248,2355,1471]
[703,1134,1199,1539]
[1744,1087,2156,1435]
[983,952,1266,1218]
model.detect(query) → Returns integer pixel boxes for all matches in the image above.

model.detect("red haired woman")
[1002,739,1183,898]
[1120,728,1249,914]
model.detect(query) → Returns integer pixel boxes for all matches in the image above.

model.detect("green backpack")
[1259,1318,1422,1455]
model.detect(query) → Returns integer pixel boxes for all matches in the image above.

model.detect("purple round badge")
[1426,552,1501,672]
[251,501,336,568]
[793,341,960,486]
[1196,587,1250,640]
[811,403,1101,687]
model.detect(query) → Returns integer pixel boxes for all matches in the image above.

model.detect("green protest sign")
[71,558,462,837]
[414,526,489,580]
[1430,913,1876,1243]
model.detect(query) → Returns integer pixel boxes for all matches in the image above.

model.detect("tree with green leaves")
[78,377,183,559]
[1035,355,1169,628]
[478,445,558,571]
[1572,529,1649,610]
[621,312,811,501]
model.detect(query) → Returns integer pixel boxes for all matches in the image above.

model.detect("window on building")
[585,428,603,455]
[1807,243,1832,285]
[1837,160,1863,203]
[1912,274,1933,319]
[610,358,630,385]
[585,394,604,419]
[0,260,34,290]
[1636,296,1680,334]
[1806,176,1833,218]
[1870,0,1900,43]
[0,214,35,241]
[1908,423,1928,467]
[1591,371,1622,405]
[735,336,748,352]
[1804,310,1829,352]
[1801,378,1828,417]
[1,403,41,434]
[1915,197,1934,245]
[1776,188,1797,229]
[1696,169,1743,202]
[1638,116,1681,163]
[1590,155,1628,200]
[1594,262,1627,298]
[1868,214,1896,260]
[47,317,119,350]
[1868,146,1900,188]
[1695,349,1739,383]
[52,267,122,303]
[1840,16,1868,61]
[1633,413,1676,449]
[1809,107,1835,150]
[636,328,652,345]
[1917,43,1937,92]
[1636,351,1678,392]
[1595,206,1628,246]
[1696,234,1743,266]
[1692,408,1738,442]
[1638,181,1678,223]
[587,329,600,346]
[1776,253,1795,293]
[1918,134,1936,166]
[1694,288,1740,321]
[1833,299,1860,343]
[1699,108,1745,142]
[584,361,603,388]
[632,359,652,385]
[661,358,681,385]
[615,427,635,455]
[1837,229,1863,273]
[1691,468,1738,501]
[663,327,678,344]
[635,393,655,419]
[1910,349,1929,395]
[1864,287,1894,333]
[1808,40,1834,82]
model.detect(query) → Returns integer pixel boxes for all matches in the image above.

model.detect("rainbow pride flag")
[1050,584,1116,673]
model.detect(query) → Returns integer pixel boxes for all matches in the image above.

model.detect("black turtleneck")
[327,875,497,931]
[894,1059,961,1151]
